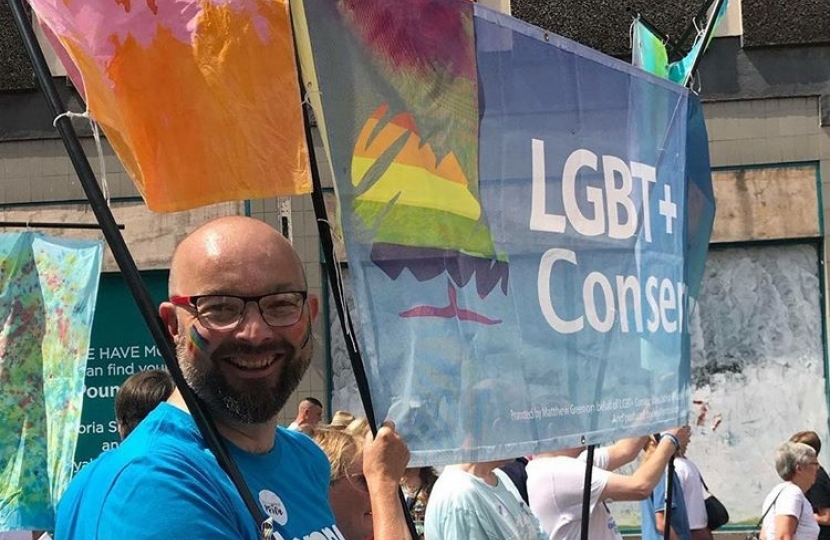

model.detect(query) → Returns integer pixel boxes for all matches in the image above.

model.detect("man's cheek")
[186,325,215,356]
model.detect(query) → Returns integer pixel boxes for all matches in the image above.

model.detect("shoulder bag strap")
[755,486,787,530]
[699,473,710,493]
[406,485,422,511]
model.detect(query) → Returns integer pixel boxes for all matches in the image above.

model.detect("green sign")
[72,270,169,475]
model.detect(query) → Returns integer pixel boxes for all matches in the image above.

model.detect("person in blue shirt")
[641,436,692,540]
[56,216,407,540]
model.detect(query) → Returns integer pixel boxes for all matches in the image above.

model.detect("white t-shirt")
[424,466,546,540]
[761,482,820,540]
[674,457,708,530]
[527,448,622,540]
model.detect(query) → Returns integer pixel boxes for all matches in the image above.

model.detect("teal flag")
[669,0,729,85]
[632,20,670,79]
[0,233,102,530]
[633,0,729,85]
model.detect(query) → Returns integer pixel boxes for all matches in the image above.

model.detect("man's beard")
[177,329,312,424]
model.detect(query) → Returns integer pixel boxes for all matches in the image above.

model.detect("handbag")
[745,487,785,540]
[700,475,730,530]
[705,495,729,530]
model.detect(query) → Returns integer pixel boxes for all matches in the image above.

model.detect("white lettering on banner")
[537,248,688,335]
[658,184,677,234]
[508,392,683,424]
[530,140,657,241]
[530,139,689,336]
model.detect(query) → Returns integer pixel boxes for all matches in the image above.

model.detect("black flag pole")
[7,0,266,526]
[663,455,676,540]
[667,0,719,59]
[298,75,421,540]
[580,443,596,540]
[302,121,378,431]
[289,11,418,539]
[681,0,727,88]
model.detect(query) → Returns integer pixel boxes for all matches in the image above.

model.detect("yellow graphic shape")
[352,110,480,222]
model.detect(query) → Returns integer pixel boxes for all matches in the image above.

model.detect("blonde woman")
[310,422,412,540]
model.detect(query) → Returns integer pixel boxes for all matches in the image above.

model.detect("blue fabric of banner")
[302,0,713,466]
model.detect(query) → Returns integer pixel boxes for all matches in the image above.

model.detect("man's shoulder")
[431,469,482,500]
[276,426,327,462]
[56,429,241,540]
[269,426,331,486]
[527,455,583,476]
[675,457,701,474]
[673,458,700,483]
[60,404,224,510]
[67,415,222,494]
[807,467,830,507]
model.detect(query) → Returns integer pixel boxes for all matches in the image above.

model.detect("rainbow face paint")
[187,325,211,356]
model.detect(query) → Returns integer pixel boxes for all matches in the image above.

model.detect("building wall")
[0,135,332,428]
[704,96,830,236]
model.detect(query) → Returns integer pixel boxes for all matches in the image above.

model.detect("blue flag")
[299,0,714,465]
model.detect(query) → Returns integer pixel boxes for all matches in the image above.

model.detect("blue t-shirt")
[641,471,691,540]
[55,403,341,540]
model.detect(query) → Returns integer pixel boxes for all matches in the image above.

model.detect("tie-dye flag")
[0,233,102,530]
[297,0,715,465]
[28,0,310,212]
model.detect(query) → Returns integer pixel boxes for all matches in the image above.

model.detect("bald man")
[56,217,344,539]
[288,397,324,431]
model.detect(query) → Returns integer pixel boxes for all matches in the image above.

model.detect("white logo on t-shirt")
[259,490,288,526]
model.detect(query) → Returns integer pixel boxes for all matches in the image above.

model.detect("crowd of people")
[34,217,830,540]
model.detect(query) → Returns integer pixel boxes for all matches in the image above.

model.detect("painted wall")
[612,243,827,527]
[686,243,827,523]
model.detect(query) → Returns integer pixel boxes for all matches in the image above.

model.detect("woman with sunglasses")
[307,422,412,540]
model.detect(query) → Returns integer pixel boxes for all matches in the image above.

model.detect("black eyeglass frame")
[170,291,308,330]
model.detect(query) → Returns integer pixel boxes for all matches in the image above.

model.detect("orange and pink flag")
[30,0,310,212]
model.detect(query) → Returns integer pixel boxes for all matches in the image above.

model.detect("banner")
[0,233,102,530]
[299,0,714,465]
[28,0,310,212]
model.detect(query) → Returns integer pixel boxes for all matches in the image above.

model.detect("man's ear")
[159,302,181,341]
[307,293,320,321]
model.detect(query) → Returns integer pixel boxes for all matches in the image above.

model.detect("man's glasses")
[170,291,307,330]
